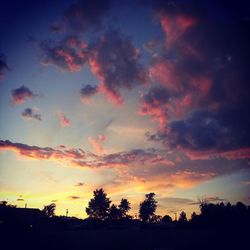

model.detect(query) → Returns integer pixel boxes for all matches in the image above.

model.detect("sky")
[0,0,250,219]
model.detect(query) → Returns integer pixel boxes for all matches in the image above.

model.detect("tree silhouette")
[191,212,197,220]
[178,211,187,222]
[0,200,16,208]
[162,214,172,223]
[139,193,157,222]
[109,204,122,220]
[43,203,56,217]
[118,198,131,218]
[86,188,111,220]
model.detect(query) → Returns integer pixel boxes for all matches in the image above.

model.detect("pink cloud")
[57,111,70,127]
[88,136,105,155]
[159,14,197,47]
[87,30,147,105]
[40,36,88,72]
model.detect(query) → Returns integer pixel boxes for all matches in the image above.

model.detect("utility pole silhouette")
[66,209,68,217]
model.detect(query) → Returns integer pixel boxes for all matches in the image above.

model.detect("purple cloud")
[80,84,98,102]
[11,85,37,105]
[40,36,88,72]
[0,53,9,79]
[88,30,147,104]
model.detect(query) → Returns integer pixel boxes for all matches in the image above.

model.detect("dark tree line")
[1,189,250,230]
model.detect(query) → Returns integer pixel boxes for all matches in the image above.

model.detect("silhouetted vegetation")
[139,193,157,222]
[1,191,250,250]
[42,203,56,217]
[85,188,111,220]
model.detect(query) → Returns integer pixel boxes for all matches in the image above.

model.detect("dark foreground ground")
[1,228,248,250]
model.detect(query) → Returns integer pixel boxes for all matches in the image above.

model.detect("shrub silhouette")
[42,203,56,217]
[162,214,172,223]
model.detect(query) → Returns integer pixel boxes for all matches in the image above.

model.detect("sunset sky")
[0,0,249,219]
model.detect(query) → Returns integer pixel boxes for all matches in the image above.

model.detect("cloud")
[206,196,225,203]
[88,136,106,155]
[60,0,110,33]
[148,106,250,158]
[80,84,98,102]
[0,139,90,164]
[75,182,84,187]
[40,36,88,72]
[40,30,146,104]
[68,196,81,200]
[1,139,249,191]
[11,85,37,105]
[56,111,70,127]
[21,108,42,121]
[139,86,173,128]
[158,197,195,205]
[88,30,147,104]
[139,0,250,159]
[0,139,173,169]
[16,198,24,201]
[0,53,9,79]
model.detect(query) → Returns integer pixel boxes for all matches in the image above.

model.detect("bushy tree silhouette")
[118,198,131,218]
[178,211,187,222]
[162,214,172,223]
[139,193,157,222]
[86,188,111,220]
[43,203,56,217]
[109,204,122,221]
[191,211,197,220]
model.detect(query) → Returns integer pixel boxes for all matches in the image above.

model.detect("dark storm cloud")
[149,105,250,154]
[55,0,110,33]
[11,85,37,105]
[40,36,88,72]
[0,53,9,79]
[21,108,42,121]
[142,86,172,107]
[140,0,250,157]
[80,84,98,101]
[88,30,147,104]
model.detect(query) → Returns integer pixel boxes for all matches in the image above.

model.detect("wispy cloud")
[21,108,42,121]
[56,111,70,127]
[88,135,106,155]
[0,53,9,79]
[80,84,98,103]
[52,0,111,33]
[75,182,84,187]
